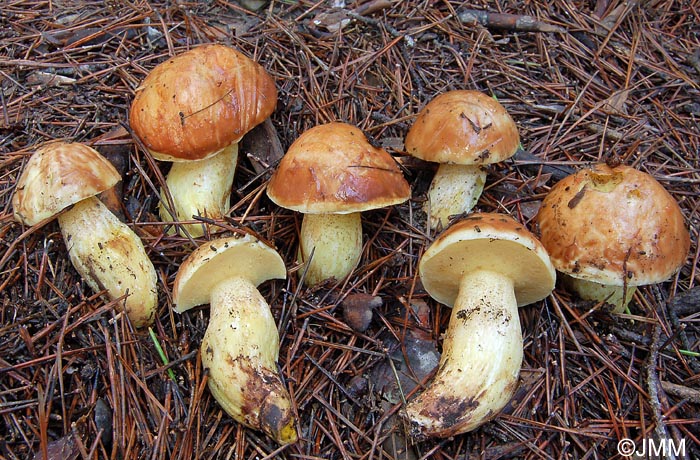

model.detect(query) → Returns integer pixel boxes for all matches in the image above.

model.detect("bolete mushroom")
[536,163,690,313]
[173,234,297,445]
[266,122,411,286]
[404,90,520,230]
[129,44,277,237]
[405,213,555,438]
[12,141,158,327]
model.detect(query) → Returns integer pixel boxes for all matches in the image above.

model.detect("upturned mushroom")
[405,213,555,438]
[266,122,411,285]
[12,141,158,327]
[536,162,690,313]
[129,44,277,237]
[404,90,520,230]
[173,234,297,445]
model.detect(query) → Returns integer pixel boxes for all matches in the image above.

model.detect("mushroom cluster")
[12,35,691,449]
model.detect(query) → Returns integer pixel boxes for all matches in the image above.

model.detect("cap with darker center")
[267,122,410,214]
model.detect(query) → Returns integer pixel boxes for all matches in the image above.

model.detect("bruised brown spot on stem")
[227,355,297,443]
[410,394,480,440]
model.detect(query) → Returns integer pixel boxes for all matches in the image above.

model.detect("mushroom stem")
[57,196,158,327]
[202,275,297,445]
[426,164,486,229]
[562,275,637,314]
[405,269,522,438]
[159,143,238,237]
[298,212,362,285]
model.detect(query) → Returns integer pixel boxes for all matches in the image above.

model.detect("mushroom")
[404,90,520,230]
[12,141,158,327]
[404,213,555,438]
[536,163,690,313]
[173,234,297,445]
[266,122,411,285]
[129,44,277,237]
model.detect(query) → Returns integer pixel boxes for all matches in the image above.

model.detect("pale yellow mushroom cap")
[12,142,120,226]
[173,234,287,313]
[419,213,556,308]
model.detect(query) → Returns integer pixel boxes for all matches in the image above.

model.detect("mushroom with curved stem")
[12,141,158,327]
[404,90,520,230]
[129,43,278,237]
[536,162,690,313]
[266,122,411,286]
[404,213,555,439]
[173,234,297,445]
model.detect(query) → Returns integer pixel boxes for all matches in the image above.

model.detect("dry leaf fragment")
[602,89,630,115]
[32,435,80,460]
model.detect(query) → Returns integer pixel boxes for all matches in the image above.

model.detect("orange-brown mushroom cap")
[266,122,411,214]
[12,142,121,226]
[536,163,690,287]
[129,44,277,162]
[404,90,520,165]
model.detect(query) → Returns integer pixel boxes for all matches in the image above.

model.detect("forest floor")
[1,1,699,459]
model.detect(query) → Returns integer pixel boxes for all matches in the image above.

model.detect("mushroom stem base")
[58,196,157,327]
[203,276,297,444]
[405,269,522,438]
[298,212,362,285]
[160,143,238,237]
[426,164,486,230]
[563,274,637,314]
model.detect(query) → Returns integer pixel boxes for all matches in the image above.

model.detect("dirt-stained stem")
[58,196,157,327]
[405,269,522,438]
[202,276,297,444]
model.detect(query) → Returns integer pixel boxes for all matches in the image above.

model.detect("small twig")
[647,324,676,460]
[512,147,576,182]
[353,0,394,16]
[661,381,700,405]
[457,8,566,33]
